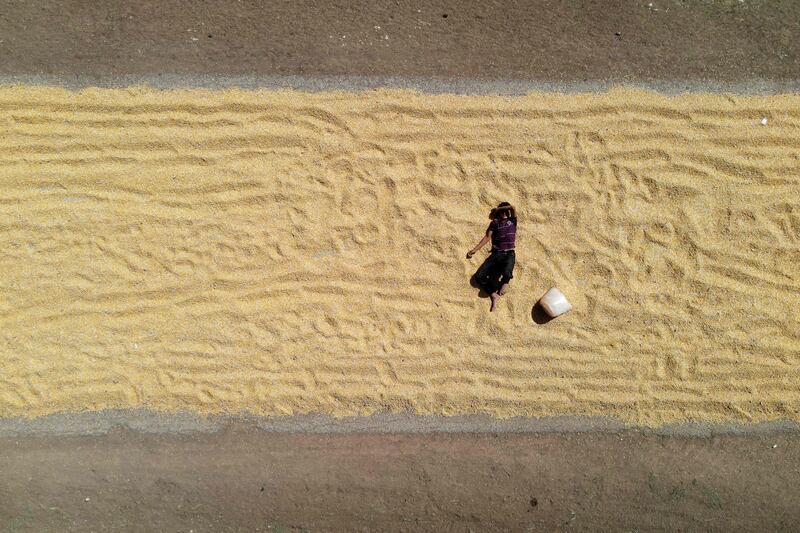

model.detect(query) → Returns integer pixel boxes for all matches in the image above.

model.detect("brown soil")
[1,429,799,532]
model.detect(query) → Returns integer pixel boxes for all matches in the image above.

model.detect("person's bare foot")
[490,292,500,312]
[498,283,510,296]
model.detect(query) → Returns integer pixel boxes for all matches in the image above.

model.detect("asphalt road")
[0,0,798,88]
[2,429,799,532]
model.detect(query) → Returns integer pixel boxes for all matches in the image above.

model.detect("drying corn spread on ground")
[1,86,799,425]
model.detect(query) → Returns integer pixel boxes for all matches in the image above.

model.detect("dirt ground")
[0,428,798,532]
[0,0,798,83]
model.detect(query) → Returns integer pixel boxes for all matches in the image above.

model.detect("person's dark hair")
[490,201,516,220]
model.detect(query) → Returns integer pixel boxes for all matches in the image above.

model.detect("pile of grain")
[1,86,798,425]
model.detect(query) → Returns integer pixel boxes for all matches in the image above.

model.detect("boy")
[466,202,517,312]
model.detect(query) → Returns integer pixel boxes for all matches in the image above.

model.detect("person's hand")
[466,250,475,259]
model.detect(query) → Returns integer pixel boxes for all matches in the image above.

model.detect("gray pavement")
[1,410,799,437]
[1,0,799,90]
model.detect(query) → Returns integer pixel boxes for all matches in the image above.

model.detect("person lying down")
[466,202,517,312]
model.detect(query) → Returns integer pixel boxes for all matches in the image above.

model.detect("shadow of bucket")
[531,302,555,325]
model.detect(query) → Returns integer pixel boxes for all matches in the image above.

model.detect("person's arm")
[466,227,492,259]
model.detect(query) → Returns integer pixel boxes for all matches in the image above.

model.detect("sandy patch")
[0,86,798,426]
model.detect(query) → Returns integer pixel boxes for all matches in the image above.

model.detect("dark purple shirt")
[488,217,517,251]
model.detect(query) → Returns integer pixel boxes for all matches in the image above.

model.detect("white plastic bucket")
[539,287,573,318]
